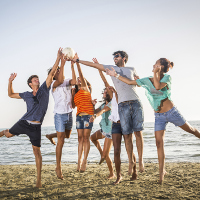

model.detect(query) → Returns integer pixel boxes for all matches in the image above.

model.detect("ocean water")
[0,121,200,165]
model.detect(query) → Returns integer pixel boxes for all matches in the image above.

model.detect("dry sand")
[0,162,200,199]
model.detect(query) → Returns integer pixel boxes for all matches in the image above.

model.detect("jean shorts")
[155,106,186,132]
[111,122,123,134]
[54,112,73,132]
[118,100,144,135]
[76,115,93,129]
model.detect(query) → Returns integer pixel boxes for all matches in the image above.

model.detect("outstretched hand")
[70,53,79,63]
[92,58,99,64]
[9,73,17,82]
[57,47,63,59]
[105,67,116,77]
[134,75,140,80]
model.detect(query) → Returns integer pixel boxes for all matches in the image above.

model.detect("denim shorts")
[76,115,93,129]
[155,106,186,132]
[111,122,123,134]
[100,129,112,139]
[118,100,144,135]
[54,112,73,132]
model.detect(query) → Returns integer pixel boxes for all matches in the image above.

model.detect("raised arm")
[106,67,138,85]
[46,47,63,88]
[71,56,105,72]
[8,73,21,99]
[69,61,77,86]
[153,66,167,90]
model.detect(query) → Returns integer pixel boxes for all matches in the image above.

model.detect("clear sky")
[0,0,200,128]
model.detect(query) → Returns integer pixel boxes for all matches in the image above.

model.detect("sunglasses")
[113,54,122,59]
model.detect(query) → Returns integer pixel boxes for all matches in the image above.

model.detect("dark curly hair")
[113,50,128,63]
[159,58,174,73]
[27,75,39,89]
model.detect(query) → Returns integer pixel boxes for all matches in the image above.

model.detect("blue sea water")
[0,121,199,165]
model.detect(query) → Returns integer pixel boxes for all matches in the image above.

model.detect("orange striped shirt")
[74,89,94,116]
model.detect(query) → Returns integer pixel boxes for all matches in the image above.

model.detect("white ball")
[62,47,75,59]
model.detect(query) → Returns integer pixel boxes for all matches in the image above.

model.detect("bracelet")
[115,73,120,79]
[76,59,79,63]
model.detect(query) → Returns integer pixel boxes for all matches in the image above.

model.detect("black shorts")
[112,122,123,134]
[9,120,41,147]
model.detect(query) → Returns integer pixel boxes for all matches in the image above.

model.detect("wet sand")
[0,162,199,199]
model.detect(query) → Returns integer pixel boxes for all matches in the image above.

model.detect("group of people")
[1,48,200,188]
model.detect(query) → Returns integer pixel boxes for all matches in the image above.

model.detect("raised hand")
[92,58,99,64]
[70,53,79,63]
[9,73,17,82]
[105,67,117,77]
[57,47,63,59]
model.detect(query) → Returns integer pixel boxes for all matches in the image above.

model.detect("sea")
[0,121,200,165]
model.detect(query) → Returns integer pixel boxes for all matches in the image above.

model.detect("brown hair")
[159,58,174,73]
[27,75,39,89]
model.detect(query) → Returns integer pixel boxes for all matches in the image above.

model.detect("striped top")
[74,89,94,116]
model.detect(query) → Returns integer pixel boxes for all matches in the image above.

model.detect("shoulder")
[103,65,116,70]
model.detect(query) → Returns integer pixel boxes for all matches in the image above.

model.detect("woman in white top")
[46,58,76,180]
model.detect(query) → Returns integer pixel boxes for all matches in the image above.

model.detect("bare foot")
[80,161,87,173]
[55,168,64,180]
[99,157,105,165]
[113,176,122,185]
[36,180,42,188]
[139,162,145,173]
[128,162,134,175]
[46,134,56,145]
[158,170,167,184]
[107,174,116,179]
[130,172,137,181]
[0,130,5,137]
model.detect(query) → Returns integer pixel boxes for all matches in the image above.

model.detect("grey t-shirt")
[103,65,140,104]
[19,81,50,124]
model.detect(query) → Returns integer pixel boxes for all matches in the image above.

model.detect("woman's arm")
[106,67,138,85]
[69,61,77,86]
[153,66,167,90]
[71,88,76,109]
[89,105,111,122]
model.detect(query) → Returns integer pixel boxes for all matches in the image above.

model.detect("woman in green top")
[106,58,200,184]
[89,58,115,179]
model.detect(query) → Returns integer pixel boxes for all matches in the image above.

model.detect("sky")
[0,0,200,129]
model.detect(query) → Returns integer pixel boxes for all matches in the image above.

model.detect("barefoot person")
[106,58,200,184]
[46,59,76,180]
[89,58,115,179]
[0,48,64,188]
[72,51,145,180]
[71,54,94,172]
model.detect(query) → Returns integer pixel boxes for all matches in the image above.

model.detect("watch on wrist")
[94,114,97,118]
[76,59,79,63]
[115,73,120,79]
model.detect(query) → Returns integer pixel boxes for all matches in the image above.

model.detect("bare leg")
[134,131,144,172]
[55,131,65,180]
[46,133,57,145]
[77,129,84,172]
[80,129,91,172]
[1,129,14,138]
[32,145,42,188]
[123,133,137,178]
[155,130,166,184]
[180,122,200,138]
[90,130,105,163]
[102,138,115,179]
[112,133,122,185]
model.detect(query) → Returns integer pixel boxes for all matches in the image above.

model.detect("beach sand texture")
[0,163,199,199]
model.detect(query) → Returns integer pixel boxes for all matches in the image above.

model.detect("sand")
[0,162,200,199]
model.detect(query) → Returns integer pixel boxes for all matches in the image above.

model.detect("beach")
[0,162,199,199]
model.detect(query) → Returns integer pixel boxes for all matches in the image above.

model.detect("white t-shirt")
[109,93,120,123]
[51,79,72,114]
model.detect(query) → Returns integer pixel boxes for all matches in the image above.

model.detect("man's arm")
[46,48,63,88]
[71,57,105,72]
[8,73,21,99]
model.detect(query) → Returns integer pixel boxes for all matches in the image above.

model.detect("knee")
[78,136,83,143]
[33,148,41,157]
[83,136,89,142]
[156,140,163,149]
[134,131,142,138]
[114,148,121,157]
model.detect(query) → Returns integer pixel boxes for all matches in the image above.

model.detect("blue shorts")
[100,129,112,139]
[111,122,123,134]
[155,106,186,132]
[76,115,93,129]
[118,100,144,135]
[54,112,73,132]
[9,120,41,147]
